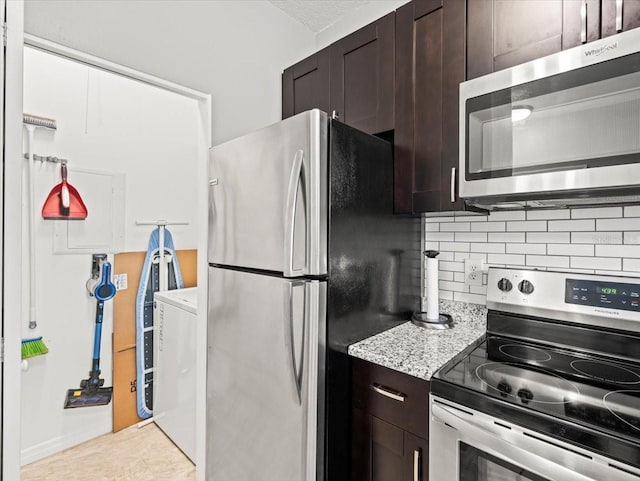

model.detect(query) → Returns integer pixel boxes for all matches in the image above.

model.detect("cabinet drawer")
[352,358,429,439]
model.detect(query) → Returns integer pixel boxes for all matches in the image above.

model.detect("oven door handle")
[432,403,634,481]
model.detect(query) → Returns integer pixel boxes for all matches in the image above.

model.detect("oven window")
[459,442,549,481]
[465,51,640,181]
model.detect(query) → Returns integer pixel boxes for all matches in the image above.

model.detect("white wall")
[24,0,317,146]
[21,46,203,464]
[315,0,410,49]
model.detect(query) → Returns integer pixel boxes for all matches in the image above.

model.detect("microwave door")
[208,110,328,277]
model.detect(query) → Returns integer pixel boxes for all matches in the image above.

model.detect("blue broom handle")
[92,300,104,370]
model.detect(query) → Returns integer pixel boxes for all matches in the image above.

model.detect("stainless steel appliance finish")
[430,396,640,481]
[207,110,420,481]
[208,110,328,277]
[430,268,640,480]
[459,28,640,210]
[207,267,326,481]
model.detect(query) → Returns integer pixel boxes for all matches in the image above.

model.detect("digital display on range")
[565,279,640,312]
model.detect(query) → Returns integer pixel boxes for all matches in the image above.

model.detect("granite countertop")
[348,300,487,381]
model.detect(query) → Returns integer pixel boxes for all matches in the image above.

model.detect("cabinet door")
[394,0,465,213]
[282,48,330,119]
[467,0,600,80]
[602,0,640,37]
[330,12,394,134]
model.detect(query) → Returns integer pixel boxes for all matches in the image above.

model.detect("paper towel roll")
[425,250,440,321]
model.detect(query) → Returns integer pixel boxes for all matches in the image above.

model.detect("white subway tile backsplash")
[439,242,470,252]
[526,209,570,220]
[624,232,640,244]
[439,261,465,272]
[487,211,526,221]
[571,231,622,244]
[425,232,454,242]
[438,290,454,301]
[487,253,525,265]
[526,255,570,268]
[454,232,488,242]
[424,208,640,306]
[453,292,487,305]
[547,244,594,256]
[548,219,595,231]
[507,220,547,232]
[488,232,526,243]
[527,232,570,243]
[425,216,453,223]
[507,243,546,255]
[597,218,640,231]
[440,222,471,232]
[624,206,640,217]
[571,207,622,219]
[595,245,640,258]
[471,222,506,232]
[624,258,640,272]
[571,256,621,270]
[470,243,506,254]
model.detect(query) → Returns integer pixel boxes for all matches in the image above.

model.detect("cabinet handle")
[616,0,623,32]
[372,383,406,402]
[332,110,340,120]
[413,448,422,481]
[580,1,587,43]
[450,167,456,203]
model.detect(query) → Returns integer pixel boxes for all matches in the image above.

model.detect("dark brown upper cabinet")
[602,0,640,37]
[282,48,331,119]
[394,0,465,214]
[467,0,601,80]
[330,12,395,134]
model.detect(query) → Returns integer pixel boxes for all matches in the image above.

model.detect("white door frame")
[4,1,25,480]
[6,33,212,481]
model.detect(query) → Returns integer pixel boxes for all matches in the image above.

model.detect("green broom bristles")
[21,336,49,359]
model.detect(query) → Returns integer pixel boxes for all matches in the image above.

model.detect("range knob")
[497,380,512,397]
[517,388,534,404]
[518,279,535,295]
[497,278,513,292]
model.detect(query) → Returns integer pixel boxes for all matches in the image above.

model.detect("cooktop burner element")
[603,390,640,433]
[571,359,640,385]
[475,362,579,405]
[498,343,552,362]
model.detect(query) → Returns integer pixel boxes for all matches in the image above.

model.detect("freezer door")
[209,110,328,277]
[206,267,326,481]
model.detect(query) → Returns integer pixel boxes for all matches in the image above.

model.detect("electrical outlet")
[464,258,484,286]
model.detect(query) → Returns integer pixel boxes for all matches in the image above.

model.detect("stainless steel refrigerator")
[207,110,420,481]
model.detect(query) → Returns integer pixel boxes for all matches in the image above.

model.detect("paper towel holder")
[411,250,453,329]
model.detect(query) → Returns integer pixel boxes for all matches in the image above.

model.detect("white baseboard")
[21,419,112,466]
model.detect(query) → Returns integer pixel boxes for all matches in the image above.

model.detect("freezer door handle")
[284,280,305,405]
[284,149,305,277]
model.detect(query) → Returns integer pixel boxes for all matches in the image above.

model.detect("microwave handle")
[450,167,456,203]
[616,0,623,32]
[580,1,587,43]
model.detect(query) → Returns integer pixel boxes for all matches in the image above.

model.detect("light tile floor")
[21,423,195,481]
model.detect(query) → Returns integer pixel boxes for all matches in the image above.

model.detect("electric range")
[430,268,640,481]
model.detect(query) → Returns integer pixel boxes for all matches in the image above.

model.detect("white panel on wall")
[53,168,125,253]
[424,207,640,306]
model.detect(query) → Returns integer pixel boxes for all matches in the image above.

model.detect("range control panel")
[565,279,640,312]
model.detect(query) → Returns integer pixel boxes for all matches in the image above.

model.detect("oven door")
[430,396,640,481]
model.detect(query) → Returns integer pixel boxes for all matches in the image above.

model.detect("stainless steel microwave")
[459,28,640,211]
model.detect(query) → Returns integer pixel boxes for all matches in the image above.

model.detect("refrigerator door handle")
[284,149,305,277]
[284,280,305,405]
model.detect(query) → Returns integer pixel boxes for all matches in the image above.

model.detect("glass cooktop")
[435,336,640,442]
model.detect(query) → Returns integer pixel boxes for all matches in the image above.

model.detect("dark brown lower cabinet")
[352,358,430,481]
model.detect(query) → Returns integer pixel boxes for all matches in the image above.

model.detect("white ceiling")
[268,0,370,33]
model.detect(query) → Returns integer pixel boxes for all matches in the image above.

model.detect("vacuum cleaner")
[64,255,117,409]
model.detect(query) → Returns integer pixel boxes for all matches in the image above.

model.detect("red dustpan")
[42,163,88,220]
